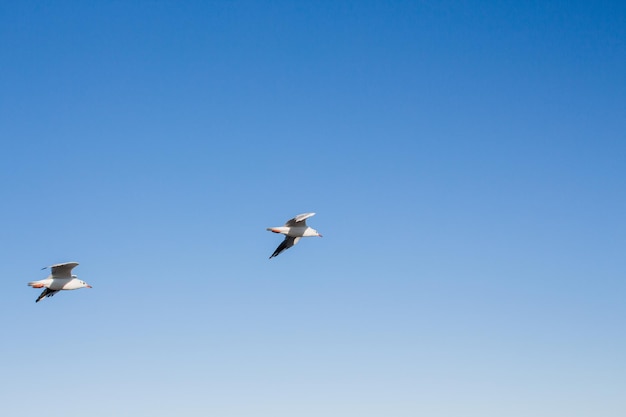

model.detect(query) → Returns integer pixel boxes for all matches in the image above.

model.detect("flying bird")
[28,262,91,303]
[266,212,322,258]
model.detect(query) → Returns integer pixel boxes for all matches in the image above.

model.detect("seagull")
[266,212,322,258]
[28,262,91,303]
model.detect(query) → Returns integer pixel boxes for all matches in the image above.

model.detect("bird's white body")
[266,212,322,258]
[28,262,91,302]
[29,277,87,291]
[267,226,320,238]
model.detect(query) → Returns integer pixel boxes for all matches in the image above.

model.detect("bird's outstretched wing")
[36,288,59,303]
[285,212,315,227]
[270,236,301,258]
[42,262,79,279]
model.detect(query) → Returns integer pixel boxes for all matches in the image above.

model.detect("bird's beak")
[318,234,323,237]
[86,285,93,288]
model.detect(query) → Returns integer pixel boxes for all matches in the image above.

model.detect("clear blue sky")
[1,1,625,416]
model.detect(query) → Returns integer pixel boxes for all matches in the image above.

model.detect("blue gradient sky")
[1,1,625,416]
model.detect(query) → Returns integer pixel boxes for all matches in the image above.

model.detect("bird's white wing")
[285,212,316,227]
[44,262,79,279]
